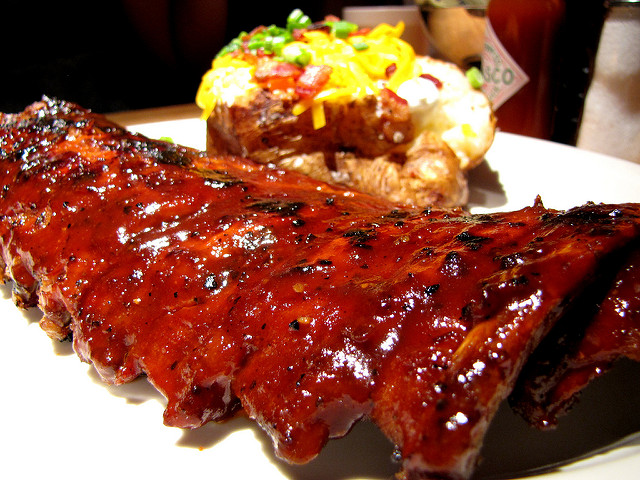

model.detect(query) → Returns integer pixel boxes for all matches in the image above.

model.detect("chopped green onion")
[215,37,243,58]
[271,35,289,55]
[466,66,484,89]
[215,44,236,58]
[298,50,312,66]
[159,136,174,143]
[287,8,311,31]
[329,20,358,39]
[288,8,304,23]
[264,35,277,54]
[216,9,360,60]
[352,42,369,51]
[247,37,265,50]
[281,44,311,67]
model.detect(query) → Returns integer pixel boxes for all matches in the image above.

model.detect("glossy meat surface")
[1,98,640,480]
[510,248,640,428]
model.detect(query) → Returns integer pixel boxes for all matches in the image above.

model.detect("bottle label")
[481,20,529,109]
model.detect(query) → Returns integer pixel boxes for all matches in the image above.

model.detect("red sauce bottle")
[481,0,566,139]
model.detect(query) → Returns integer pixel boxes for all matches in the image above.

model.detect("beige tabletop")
[106,103,201,127]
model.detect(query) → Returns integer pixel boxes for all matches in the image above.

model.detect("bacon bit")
[293,23,330,41]
[386,63,397,78]
[237,52,259,66]
[255,60,304,82]
[268,77,298,92]
[254,59,303,92]
[420,73,444,89]
[295,65,333,99]
[381,87,408,106]
[248,25,266,37]
[352,27,371,36]
[292,29,306,41]
[306,23,331,33]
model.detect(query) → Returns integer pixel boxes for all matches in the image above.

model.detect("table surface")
[106,103,201,126]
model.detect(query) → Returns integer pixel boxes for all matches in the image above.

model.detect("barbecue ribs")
[1,98,639,480]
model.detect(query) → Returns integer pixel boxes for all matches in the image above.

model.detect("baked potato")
[196,10,495,207]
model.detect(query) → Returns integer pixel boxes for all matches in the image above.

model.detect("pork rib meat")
[1,98,639,480]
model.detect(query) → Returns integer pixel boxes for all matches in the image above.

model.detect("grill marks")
[248,199,305,216]
[343,227,376,249]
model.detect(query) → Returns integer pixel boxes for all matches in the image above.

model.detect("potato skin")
[334,131,468,207]
[206,88,415,166]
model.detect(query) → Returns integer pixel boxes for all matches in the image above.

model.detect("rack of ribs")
[1,97,639,480]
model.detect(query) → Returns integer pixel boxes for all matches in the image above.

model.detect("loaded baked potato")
[196,10,495,207]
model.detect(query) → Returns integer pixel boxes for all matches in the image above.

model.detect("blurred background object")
[549,0,607,146]
[414,1,487,69]
[576,1,640,163]
[481,0,565,140]
[413,0,626,149]
[1,0,219,113]
[414,0,567,140]
[0,0,403,114]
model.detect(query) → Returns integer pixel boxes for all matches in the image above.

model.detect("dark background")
[1,0,403,114]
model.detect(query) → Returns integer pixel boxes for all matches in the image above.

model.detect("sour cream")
[396,76,440,114]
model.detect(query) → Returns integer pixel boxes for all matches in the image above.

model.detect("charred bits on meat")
[199,168,244,188]
[204,275,218,290]
[455,231,491,251]
[122,139,189,167]
[292,264,314,274]
[424,284,440,296]
[343,228,376,249]
[499,253,526,270]
[248,200,305,217]
[415,247,434,260]
[441,251,467,277]
[382,209,410,220]
[294,232,316,244]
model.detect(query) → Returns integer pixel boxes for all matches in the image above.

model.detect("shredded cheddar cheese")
[196,19,422,127]
[196,56,257,120]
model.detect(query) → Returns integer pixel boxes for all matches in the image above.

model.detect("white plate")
[1,120,639,480]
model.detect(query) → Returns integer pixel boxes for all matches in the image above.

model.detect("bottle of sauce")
[481,0,566,139]
[551,0,606,146]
